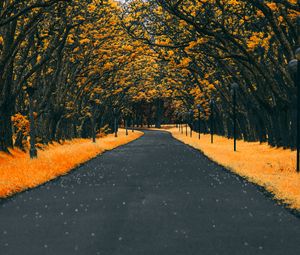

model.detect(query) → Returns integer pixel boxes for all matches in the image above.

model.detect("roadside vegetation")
[0,129,143,198]
[0,0,299,205]
[166,127,300,210]
[1,1,298,155]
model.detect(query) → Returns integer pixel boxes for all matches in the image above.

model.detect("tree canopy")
[0,0,299,153]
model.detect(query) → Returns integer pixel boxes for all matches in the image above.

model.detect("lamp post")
[178,112,182,132]
[131,112,135,132]
[174,110,179,131]
[288,47,300,172]
[231,83,238,151]
[210,98,215,144]
[185,112,188,136]
[125,117,128,136]
[189,109,193,137]
[26,87,38,159]
[89,100,96,143]
[197,104,202,140]
[113,108,118,137]
[180,112,184,134]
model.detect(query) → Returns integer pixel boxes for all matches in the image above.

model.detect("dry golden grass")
[0,129,143,198]
[166,127,300,210]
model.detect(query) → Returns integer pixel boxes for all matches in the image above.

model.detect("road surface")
[1,130,300,255]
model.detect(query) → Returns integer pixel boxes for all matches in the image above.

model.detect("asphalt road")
[1,130,300,255]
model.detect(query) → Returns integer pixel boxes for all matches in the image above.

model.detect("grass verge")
[164,127,300,210]
[0,129,143,198]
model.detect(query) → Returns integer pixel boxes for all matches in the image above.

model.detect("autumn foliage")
[121,0,300,148]
[0,1,299,202]
[1,0,298,152]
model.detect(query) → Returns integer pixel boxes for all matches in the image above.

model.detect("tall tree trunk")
[155,99,163,128]
[0,105,13,152]
[14,131,25,151]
